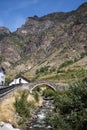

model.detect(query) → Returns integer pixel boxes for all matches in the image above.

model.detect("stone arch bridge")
[21,81,69,93]
[0,81,69,100]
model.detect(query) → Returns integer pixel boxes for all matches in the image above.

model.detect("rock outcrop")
[0,2,87,75]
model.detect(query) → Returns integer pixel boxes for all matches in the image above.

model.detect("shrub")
[5,76,12,85]
[35,66,50,75]
[46,111,72,130]
[14,91,35,124]
[46,81,87,130]
[35,69,39,75]
[59,60,73,69]
[80,52,86,59]
[33,86,41,92]
[42,87,55,98]
[33,91,39,102]
[0,55,5,63]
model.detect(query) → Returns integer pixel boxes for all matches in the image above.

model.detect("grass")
[29,66,87,83]
[0,94,17,126]
[5,54,87,84]
[0,89,43,127]
[58,60,74,69]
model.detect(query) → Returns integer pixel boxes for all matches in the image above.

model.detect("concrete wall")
[0,72,5,86]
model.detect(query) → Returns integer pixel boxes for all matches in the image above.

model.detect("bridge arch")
[30,82,56,93]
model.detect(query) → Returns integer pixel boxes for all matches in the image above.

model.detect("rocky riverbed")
[25,98,54,130]
[0,98,54,130]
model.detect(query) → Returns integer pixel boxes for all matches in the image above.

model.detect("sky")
[0,0,87,32]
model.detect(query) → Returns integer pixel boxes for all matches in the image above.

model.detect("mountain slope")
[0,2,87,81]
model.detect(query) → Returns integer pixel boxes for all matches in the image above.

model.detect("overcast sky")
[0,0,87,32]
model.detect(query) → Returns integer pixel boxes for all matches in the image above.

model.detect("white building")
[0,67,5,86]
[9,76,29,86]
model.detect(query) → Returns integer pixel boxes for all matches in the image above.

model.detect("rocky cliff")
[0,2,87,78]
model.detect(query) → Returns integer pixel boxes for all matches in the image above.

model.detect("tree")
[46,81,87,130]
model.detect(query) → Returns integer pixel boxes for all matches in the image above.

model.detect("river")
[25,98,54,130]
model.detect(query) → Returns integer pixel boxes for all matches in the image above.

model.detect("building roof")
[15,76,30,82]
[9,76,30,84]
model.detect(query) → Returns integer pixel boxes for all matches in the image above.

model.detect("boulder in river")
[0,122,20,130]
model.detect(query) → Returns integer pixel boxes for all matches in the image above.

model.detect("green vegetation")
[80,52,86,59]
[32,85,55,99]
[32,66,87,83]
[57,68,87,82]
[35,66,50,75]
[33,91,39,102]
[14,91,35,125]
[32,86,41,93]
[0,56,3,63]
[42,87,55,98]
[15,71,24,78]
[31,55,86,82]
[11,36,24,48]
[5,76,12,85]
[58,60,74,69]
[33,86,41,102]
[46,80,87,130]
[0,55,5,63]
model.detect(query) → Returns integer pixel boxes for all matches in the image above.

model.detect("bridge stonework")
[21,81,69,93]
[0,81,69,100]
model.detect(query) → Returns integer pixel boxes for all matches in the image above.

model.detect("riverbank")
[0,89,43,128]
[0,122,20,130]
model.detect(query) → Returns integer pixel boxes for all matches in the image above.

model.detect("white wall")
[0,72,5,85]
[9,77,29,86]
